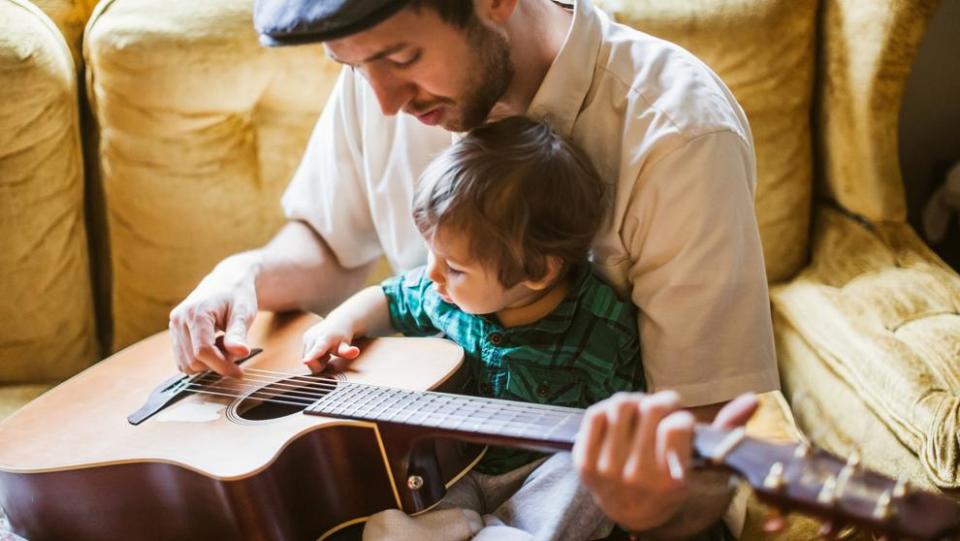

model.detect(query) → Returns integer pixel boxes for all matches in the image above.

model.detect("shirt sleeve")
[281,67,383,269]
[380,267,442,337]
[623,130,780,407]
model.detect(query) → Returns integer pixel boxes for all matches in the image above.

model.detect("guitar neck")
[305,382,584,453]
[302,380,960,541]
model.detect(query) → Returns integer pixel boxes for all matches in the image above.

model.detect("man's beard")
[452,21,513,131]
[409,20,513,132]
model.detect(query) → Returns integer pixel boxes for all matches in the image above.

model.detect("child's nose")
[426,258,444,284]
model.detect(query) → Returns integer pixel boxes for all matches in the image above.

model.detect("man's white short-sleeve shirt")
[282,0,780,407]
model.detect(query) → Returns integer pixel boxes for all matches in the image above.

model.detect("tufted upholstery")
[0,0,97,412]
[84,0,340,351]
[773,207,960,488]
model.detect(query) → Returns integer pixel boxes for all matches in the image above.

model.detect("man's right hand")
[168,252,262,378]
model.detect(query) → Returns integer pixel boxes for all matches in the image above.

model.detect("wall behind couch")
[899,0,960,271]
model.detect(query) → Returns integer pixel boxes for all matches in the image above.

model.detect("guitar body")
[0,312,482,541]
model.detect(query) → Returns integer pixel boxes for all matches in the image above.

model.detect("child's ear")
[522,257,564,291]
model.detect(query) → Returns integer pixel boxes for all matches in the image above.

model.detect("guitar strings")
[171,369,580,431]
[181,376,577,421]
[178,381,577,434]
[177,366,582,418]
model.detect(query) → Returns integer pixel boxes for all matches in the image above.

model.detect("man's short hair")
[413,116,606,287]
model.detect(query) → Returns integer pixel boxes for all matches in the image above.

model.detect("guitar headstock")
[693,426,960,540]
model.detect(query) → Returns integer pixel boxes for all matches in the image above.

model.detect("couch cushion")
[772,207,960,489]
[0,383,56,422]
[596,0,817,283]
[85,0,341,351]
[28,0,98,66]
[0,0,98,382]
[816,0,939,223]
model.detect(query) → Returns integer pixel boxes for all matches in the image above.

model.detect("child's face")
[424,228,538,315]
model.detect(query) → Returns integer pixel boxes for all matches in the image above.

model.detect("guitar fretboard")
[304,382,582,451]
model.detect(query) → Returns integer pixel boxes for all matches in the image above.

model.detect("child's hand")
[301,318,361,374]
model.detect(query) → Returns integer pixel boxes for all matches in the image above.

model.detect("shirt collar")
[526,0,604,137]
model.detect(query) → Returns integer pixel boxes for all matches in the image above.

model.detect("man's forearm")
[629,470,736,540]
[248,220,373,314]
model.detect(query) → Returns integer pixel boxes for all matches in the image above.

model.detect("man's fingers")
[713,392,758,429]
[574,405,609,484]
[628,390,681,481]
[597,394,640,477]
[223,306,253,359]
[189,315,242,378]
[656,409,695,487]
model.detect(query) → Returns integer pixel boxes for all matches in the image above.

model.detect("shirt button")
[489,333,503,345]
[536,384,550,397]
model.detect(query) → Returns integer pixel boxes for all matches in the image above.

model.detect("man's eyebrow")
[326,42,411,66]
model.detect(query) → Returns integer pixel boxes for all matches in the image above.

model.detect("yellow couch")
[1,0,955,538]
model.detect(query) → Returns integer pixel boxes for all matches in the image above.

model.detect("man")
[169,0,779,537]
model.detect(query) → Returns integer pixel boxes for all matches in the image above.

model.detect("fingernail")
[667,449,684,481]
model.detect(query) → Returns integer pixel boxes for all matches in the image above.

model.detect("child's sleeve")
[380,266,442,337]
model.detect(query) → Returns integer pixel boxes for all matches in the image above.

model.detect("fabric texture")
[83,0,342,351]
[253,0,414,47]
[28,0,98,66]
[283,0,782,408]
[816,0,940,223]
[0,0,98,384]
[595,0,817,284]
[365,453,614,541]
[772,207,960,489]
[382,264,644,474]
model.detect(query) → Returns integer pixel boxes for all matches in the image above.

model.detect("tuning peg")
[762,507,788,533]
[817,475,837,505]
[872,490,893,521]
[892,476,909,499]
[794,441,812,458]
[764,461,786,491]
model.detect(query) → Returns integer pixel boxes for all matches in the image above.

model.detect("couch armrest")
[771,207,960,489]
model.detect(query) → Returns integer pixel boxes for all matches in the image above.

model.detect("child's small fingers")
[302,336,333,362]
[304,357,327,374]
[337,341,360,359]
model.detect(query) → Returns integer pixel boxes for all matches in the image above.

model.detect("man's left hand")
[573,391,759,533]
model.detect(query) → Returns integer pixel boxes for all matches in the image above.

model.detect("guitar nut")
[407,475,424,490]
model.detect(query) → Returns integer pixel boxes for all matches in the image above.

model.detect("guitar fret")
[381,391,418,422]
[370,389,407,421]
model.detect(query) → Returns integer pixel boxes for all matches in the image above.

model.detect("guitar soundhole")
[233,376,336,422]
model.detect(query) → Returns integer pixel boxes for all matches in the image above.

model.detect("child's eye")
[446,267,463,277]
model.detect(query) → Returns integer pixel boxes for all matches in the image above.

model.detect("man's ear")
[476,0,519,25]
[522,256,564,291]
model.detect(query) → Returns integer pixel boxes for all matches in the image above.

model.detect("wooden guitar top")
[0,312,463,480]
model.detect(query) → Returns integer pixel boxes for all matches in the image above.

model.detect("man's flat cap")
[254,0,414,47]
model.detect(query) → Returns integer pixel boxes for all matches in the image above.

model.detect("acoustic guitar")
[0,312,958,541]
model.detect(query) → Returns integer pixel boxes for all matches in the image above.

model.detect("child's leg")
[481,452,614,541]
[361,508,483,541]
[361,458,543,541]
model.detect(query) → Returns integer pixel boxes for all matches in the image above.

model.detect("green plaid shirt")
[381,263,646,475]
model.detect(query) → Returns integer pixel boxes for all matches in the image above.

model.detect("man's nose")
[366,66,415,116]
